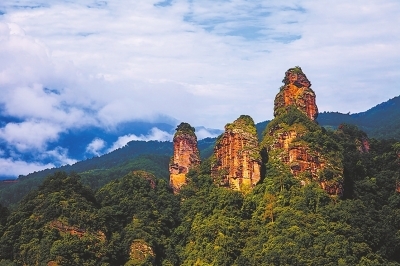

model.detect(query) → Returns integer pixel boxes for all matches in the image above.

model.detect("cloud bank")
[0,0,399,177]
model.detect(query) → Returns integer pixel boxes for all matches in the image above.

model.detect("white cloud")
[44,147,77,166]
[0,121,61,152]
[1,0,399,128]
[195,127,223,139]
[0,158,54,177]
[107,127,173,152]
[86,138,106,156]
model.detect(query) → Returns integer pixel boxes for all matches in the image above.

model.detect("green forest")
[0,117,399,265]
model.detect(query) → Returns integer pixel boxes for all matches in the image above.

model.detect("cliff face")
[264,67,343,196]
[211,115,261,191]
[169,123,201,193]
[274,67,318,121]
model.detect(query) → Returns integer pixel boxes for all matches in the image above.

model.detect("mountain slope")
[0,138,217,207]
[317,96,400,140]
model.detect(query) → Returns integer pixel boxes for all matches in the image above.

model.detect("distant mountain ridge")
[0,96,398,180]
[257,96,400,140]
[18,137,216,180]
[317,95,400,140]
[16,95,400,181]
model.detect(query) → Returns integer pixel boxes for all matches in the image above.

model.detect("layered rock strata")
[274,66,318,121]
[265,67,343,196]
[211,115,261,191]
[169,122,201,193]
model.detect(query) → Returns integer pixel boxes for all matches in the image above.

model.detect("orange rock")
[169,123,201,193]
[211,115,261,191]
[274,67,318,120]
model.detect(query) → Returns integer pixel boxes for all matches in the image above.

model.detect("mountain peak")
[274,66,318,121]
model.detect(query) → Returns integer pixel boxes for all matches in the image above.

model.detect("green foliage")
[317,96,400,140]
[174,122,196,138]
[0,172,106,265]
[0,154,170,208]
[264,106,319,138]
[225,115,257,135]
[281,66,304,84]
[80,154,171,191]
[96,171,180,265]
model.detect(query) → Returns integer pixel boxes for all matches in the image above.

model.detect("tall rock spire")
[211,115,261,192]
[169,122,201,193]
[274,66,318,121]
[263,67,343,196]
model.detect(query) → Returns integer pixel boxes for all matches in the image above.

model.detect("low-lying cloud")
[0,158,54,177]
[107,128,173,153]
[86,138,106,156]
[0,121,61,152]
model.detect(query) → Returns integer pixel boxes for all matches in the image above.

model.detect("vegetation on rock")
[174,122,196,138]
[225,115,257,135]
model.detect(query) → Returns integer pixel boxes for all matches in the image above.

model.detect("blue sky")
[0,0,400,176]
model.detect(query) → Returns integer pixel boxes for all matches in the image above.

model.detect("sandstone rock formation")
[169,122,201,193]
[264,67,343,196]
[274,66,318,121]
[211,115,261,191]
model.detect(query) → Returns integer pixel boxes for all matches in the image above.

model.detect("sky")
[0,0,400,176]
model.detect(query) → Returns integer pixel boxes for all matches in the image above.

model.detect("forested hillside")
[0,138,216,208]
[317,96,400,140]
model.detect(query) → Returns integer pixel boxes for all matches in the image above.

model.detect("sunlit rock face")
[169,122,200,193]
[211,115,261,192]
[274,67,318,121]
[264,67,343,196]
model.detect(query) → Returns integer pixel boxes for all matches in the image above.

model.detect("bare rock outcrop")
[169,122,201,193]
[211,115,261,191]
[274,66,318,121]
